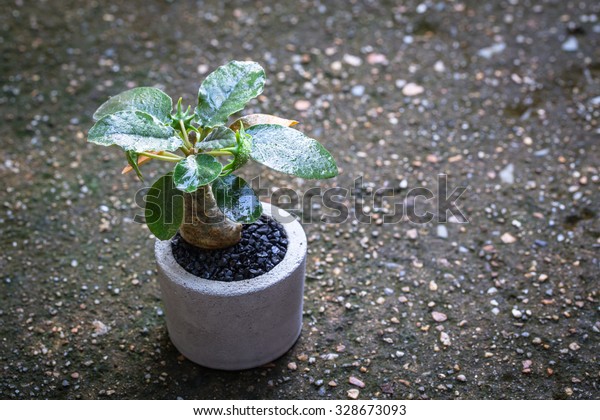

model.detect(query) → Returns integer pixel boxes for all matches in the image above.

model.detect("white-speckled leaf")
[195,61,265,127]
[173,154,223,193]
[247,124,338,179]
[212,175,262,224]
[93,87,173,123]
[88,110,183,152]
[197,126,237,151]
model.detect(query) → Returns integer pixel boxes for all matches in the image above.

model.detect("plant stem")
[138,151,183,162]
[179,120,193,151]
[206,150,234,156]
[179,185,242,249]
[198,127,210,142]
[160,151,182,159]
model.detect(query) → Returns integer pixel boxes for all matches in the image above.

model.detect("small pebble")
[343,54,362,67]
[432,311,448,322]
[366,53,388,65]
[294,100,311,111]
[92,320,109,335]
[402,83,424,96]
[562,36,579,52]
[437,225,448,239]
[395,79,406,89]
[347,389,360,399]
[349,376,365,388]
[478,42,506,59]
[351,85,365,97]
[501,232,517,244]
[512,309,523,318]
[499,163,515,184]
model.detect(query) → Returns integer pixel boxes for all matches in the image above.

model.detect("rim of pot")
[155,202,307,297]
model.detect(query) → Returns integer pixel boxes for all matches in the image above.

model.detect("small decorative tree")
[88,61,337,249]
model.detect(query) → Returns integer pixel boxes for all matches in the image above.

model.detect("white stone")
[562,36,579,52]
[351,85,365,96]
[499,163,514,184]
[501,232,517,244]
[478,42,506,59]
[92,320,109,336]
[437,225,448,239]
[407,228,418,240]
[343,54,362,67]
[402,83,424,96]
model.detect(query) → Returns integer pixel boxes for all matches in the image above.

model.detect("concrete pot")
[155,203,306,370]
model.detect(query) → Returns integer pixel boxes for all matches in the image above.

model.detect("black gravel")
[171,216,288,281]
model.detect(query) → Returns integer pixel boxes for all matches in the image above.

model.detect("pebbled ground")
[0,0,599,399]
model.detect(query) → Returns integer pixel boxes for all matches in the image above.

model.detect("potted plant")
[87,61,338,370]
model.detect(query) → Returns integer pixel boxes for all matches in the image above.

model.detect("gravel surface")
[1,0,599,400]
[172,216,287,281]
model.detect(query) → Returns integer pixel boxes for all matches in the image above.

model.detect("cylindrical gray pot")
[155,203,306,370]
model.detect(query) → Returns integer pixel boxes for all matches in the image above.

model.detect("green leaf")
[88,110,183,152]
[197,126,236,151]
[173,154,223,193]
[195,61,266,127]
[247,124,338,179]
[125,151,144,181]
[212,175,262,224]
[145,173,184,240]
[93,87,173,123]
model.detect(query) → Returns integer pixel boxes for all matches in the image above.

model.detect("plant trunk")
[179,185,242,250]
